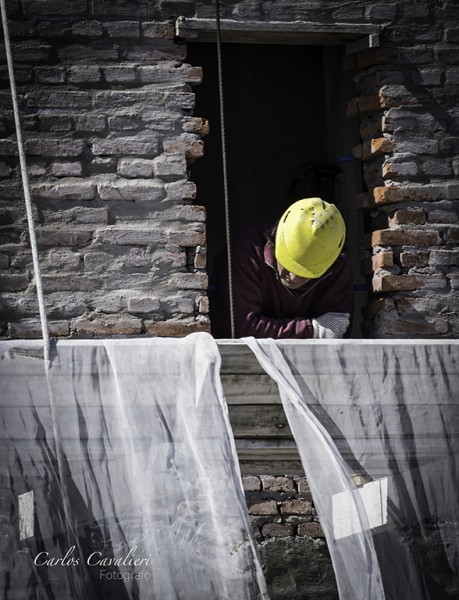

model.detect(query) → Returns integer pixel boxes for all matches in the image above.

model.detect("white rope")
[0,4,82,557]
[215,0,235,339]
[0,0,50,363]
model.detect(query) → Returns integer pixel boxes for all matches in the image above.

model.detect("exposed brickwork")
[0,0,458,341]
[243,475,324,542]
[0,3,207,338]
[343,3,459,338]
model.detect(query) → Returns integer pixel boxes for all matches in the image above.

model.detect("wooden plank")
[239,460,304,476]
[222,373,280,404]
[175,17,380,45]
[0,404,457,439]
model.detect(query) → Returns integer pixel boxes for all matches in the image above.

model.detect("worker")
[209,197,354,339]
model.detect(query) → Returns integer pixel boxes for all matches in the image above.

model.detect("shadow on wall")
[261,537,338,600]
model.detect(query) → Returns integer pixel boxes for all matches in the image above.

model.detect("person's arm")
[210,231,354,339]
[234,255,315,338]
[311,254,354,337]
[235,253,354,339]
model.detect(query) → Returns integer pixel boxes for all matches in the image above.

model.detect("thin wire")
[0,0,50,363]
[215,0,235,339]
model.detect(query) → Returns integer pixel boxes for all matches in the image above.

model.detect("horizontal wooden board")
[175,17,380,46]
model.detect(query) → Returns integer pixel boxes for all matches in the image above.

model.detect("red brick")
[248,500,278,516]
[372,186,404,205]
[372,274,421,292]
[242,476,261,492]
[182,117,209,136]
[297,522,325,538]
[352,137,394,161]
[372,250,394,270]
[73,316,142,335]
[346,94,383,118]
[399,251,430,267]
[388,210,426,226]
[372,185,447,205]
[372,229,441,246]
[261,476,295,493]
[279,499,312,515]
[145,320,210,337]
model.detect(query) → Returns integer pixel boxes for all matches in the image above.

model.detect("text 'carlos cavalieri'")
[34,546,151,567]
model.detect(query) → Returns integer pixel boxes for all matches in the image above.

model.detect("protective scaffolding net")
[246,338,458,600]
[0,334,458,600]
[0,334,268,600]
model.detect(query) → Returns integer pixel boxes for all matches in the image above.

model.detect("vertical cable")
[215,0,235,339]
[0,4,82,561]
[0,0,50,362]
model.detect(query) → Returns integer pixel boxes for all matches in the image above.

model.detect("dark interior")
[187,42,366,335]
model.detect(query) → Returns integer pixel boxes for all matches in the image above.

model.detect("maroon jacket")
[209,224,354,339]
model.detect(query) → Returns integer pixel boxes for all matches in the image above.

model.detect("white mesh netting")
[246,338,458,600]
[0,334,268,600]
[0,334,457,600]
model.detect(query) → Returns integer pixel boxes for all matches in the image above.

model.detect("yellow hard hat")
[275,198,346,279]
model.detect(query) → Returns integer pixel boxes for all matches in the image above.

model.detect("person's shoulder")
[233,223,272,248]
[331,252,353,282]
[325,252,351,277]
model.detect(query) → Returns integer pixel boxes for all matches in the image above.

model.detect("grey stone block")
[117,158,155,178]
[97,178,164,201]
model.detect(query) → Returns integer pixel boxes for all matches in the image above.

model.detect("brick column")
[345,43,459,338]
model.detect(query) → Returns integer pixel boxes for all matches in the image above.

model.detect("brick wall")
[346,37,459,337]
[0,1,210,337]
[243,475,338,599]
[243,474,323,541]
[0,0,457,339]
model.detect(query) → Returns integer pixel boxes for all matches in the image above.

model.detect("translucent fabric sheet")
[0,334,268,600]
[245,338,459,600]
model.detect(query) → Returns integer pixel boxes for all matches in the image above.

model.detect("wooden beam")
[175,17,381,46]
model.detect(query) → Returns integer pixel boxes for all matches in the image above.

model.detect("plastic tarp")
[0,334,458,600]
[246,338,458,600]
[0,335,268,600]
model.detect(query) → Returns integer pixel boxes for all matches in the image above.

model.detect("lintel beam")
[175,16,381,47]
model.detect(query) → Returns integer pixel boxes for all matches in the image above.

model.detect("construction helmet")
[275,198,346,279]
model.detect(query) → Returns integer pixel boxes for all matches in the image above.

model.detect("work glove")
[312,312,350,339]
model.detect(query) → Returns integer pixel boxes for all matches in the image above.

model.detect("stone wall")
[243,474,338,600]
[0,0,210,338]
[0,0,458,338]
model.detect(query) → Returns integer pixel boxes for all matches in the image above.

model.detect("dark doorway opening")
[187,42,365,336]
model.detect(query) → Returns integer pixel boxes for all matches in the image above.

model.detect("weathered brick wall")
[243,475,338,599]
[0,0,458,339]
[346,17,459,337]
[0,0,210,338]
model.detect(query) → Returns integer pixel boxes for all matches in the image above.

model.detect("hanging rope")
[215,0,235,339]
[0,4,82,558]
[0,0,50,362]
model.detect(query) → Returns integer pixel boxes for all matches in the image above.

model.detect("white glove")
[312,312,350,339]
